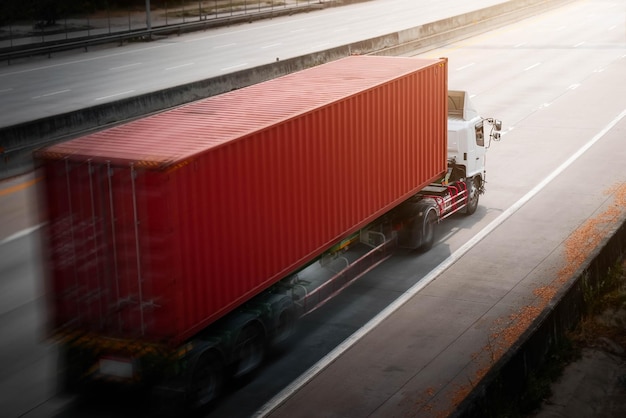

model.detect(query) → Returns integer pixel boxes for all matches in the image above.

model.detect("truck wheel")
[274,308,296,346]
[465,178,480,215]
[234,323,266,377]
[57,346,90,395]
[189,351,223,410]
[419,208,438,252]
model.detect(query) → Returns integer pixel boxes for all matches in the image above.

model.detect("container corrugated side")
[37,56,448,346]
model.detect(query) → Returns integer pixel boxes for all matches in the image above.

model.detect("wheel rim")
[466,179,479,214]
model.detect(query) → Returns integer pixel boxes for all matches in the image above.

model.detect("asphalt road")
[260,1,626,416]
[0,0,625,417]
[0,0,506,129]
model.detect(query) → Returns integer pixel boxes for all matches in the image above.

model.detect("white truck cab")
[447,90,501,182]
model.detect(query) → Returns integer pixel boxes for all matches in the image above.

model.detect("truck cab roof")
[448,90,478,122]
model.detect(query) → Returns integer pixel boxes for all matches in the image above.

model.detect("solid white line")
[94,90,135,101]
[574,41,585,48]
[255,108,626,417]
[0,88,13,93]
[0,224,44,246]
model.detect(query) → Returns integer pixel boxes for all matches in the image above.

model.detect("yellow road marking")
[0,177,42,197]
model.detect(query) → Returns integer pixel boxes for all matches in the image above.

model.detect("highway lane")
[0,231,58,418]
[228,0,626,416]
[0,0,506,128]
[259,1,626,416]
[0,0,624,417]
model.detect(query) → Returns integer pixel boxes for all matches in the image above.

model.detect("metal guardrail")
[1,31,149,63]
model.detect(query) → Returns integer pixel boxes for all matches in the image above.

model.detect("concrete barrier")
[455,213,626,417]
[0,0,573,179]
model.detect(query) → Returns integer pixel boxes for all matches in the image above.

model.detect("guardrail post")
[146,0,152,30]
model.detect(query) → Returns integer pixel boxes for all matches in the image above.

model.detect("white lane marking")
[0,88,13,94]
[514,42,526,48]
[608,25,616,31]
[569,84,581,90]
[32,89,71,99]
[0,224,45,246]
[185,13,339,42]
[0,44,169,77]
[164,62,194,71]
[261,43,282,50]
[213,43,237,49]
[524,62,541,71]
[110,63,142,71]
[456,63,475,71]
[94,90,135,101]
[255,109,626,418]
[221,63,247,72]
[574,41,585,47]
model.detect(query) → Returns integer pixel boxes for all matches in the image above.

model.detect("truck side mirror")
[494,120,502,131]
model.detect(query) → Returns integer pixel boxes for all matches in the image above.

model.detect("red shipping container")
[36,55,448,346]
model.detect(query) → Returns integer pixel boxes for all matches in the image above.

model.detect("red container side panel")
[37,56,448,345]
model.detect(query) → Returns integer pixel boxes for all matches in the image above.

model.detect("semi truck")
[35,55,501,410]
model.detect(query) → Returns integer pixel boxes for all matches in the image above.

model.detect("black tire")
[188,351,223,410]
[273,308,296,346]
[56,346,88,395]
[464,177,480,216]
[419,208,438,252]
[234,323,266,377]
